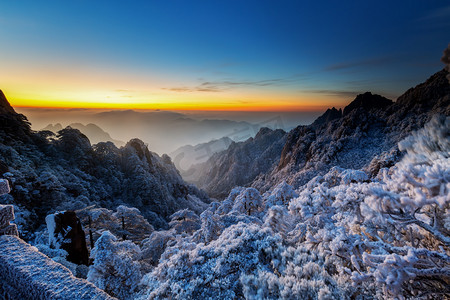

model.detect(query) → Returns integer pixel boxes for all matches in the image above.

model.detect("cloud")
[325,57,393,72]
[162,85,221,93]
[162,77,302,93]
[306,89,399,100]
[306,89,360,98]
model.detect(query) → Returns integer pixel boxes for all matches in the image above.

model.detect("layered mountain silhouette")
[42,123,125,147]
[193,69,450,199]
[170,136,233,178]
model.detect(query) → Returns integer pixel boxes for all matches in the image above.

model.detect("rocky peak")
[0,90,17,115]
[254,127,273,140]
[312,107,342,127]
[343,92,393,116]
[0,90,32,142]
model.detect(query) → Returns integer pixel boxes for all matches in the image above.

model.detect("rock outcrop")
[0,179,18,237]
[46,211,89,265]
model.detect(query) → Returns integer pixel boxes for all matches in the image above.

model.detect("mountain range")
[192,69,450,199]
[42,123,125,147]
[18,108,267,154]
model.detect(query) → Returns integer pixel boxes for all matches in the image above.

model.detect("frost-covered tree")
[139,223,284,299]
[232,187,263,217]
[88,231,142,299]
[263,181,298,209]
[76,205,154,248]
[134,116,449,300]
[168,209,201,235]
[140,230,176,269]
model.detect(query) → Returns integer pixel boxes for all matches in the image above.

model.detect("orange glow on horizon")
[1,65,349,113]
[7,90,343,113]
[12,102,332,112]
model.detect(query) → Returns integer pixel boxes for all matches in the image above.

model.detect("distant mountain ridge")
[74,110,259,154]
[42,123,125,147]
[194,69,450,199]
[170,136,233,178]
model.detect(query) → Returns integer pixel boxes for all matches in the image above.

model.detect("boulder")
[47,211,89,265]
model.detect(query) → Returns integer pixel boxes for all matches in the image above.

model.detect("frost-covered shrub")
[241,246,356,300]
[231,187,263,217]
[113,205,155,241]
[286,116,450,298]
[263,181,298,209]
[353,116,450,297]
[140,230,175,267]
[139,223,284,300]
[77,205,154,248]
[88,231,142,300]
[168,209,201,234]
[34,243,82,277]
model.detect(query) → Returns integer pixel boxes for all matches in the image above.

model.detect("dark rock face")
[0,90,15,115]
[0,90,32,143]
[0,205,19,236]
[312,107,342,127]
[395,69,450,112]
[193,127,286,199]
[343,92,393,116]
[51,211,89,265]
[442,45,450,83]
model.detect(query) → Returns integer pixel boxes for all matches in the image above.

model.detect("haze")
[16,107,321,154]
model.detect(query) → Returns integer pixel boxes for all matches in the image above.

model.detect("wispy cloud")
[419,5,450,21]
[115,89,135,98]
[416,5,450,29]
[325,56,393,72]
[305,89,360,98]
[162,77,303,93]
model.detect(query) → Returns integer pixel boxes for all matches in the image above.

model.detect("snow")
[45,213,59,249]
[0,235,115,299]
[87,231,142,299]
[134,116,449,299]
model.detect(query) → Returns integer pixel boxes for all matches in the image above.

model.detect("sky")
[1,0,449,112]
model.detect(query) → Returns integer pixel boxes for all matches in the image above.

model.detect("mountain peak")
[312,107,342,127]
[0,90,16,115]
[343,92,393,116]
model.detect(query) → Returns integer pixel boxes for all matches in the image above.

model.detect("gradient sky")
[1,0,449,111]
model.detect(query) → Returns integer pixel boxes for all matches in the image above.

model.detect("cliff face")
[191,127,286,199]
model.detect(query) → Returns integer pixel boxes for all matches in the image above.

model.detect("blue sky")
[0,0,449,110]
